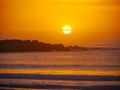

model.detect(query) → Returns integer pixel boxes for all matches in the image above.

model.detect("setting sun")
[0,0,120,46]
[0,0,120,89]
[62,26,72,34]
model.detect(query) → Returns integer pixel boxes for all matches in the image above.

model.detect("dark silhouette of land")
[0,39,119,52]
[0,39,71,52]
[0,39,87,52]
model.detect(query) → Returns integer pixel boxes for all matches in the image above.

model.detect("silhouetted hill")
[0,39,119,52]
[0,39,70,52]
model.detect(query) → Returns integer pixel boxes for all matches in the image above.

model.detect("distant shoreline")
[0,39,120,52]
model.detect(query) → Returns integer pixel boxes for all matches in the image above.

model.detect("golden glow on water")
[0,79,120,86]
[0,69,120,76]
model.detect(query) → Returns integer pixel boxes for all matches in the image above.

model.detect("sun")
[62,26,72,34]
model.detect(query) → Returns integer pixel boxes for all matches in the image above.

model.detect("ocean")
[0,50,120,90]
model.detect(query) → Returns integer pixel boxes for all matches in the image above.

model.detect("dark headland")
[0,39,80,52]
[0,39,119,52]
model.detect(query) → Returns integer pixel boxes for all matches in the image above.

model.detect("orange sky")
[0,0,120,47]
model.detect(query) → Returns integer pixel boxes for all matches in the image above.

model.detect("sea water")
[0,50,120,89]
